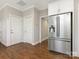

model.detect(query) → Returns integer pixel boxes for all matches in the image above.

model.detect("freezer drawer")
[48,39,71,55]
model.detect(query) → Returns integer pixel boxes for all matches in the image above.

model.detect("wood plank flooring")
[0,40,78,59]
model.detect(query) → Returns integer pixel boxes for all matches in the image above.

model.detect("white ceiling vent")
[17,0,26,6]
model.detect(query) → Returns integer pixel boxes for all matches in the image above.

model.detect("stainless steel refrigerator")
[48,12,72,55]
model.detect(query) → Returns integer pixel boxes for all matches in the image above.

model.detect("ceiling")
[0,0,48,11]
[48,0,59,3]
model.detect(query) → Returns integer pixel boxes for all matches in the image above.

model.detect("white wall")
[0,12,3,42]
[74,0,79,56]
[73,0,78,56]
[23,7,40,45]
[0,7,9,46]
[33,8,40,44]
[77,1,79,56]
[0,9,5,45]
[23,8,34,44]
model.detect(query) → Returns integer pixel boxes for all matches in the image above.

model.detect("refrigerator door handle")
[49,25,55,32]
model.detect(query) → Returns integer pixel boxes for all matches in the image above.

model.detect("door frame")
[39,15,48,43]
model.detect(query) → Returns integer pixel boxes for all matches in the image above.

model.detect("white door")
[10,15,22,45]
[23,15,33,44]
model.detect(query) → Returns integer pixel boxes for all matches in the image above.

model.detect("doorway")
[40,16,48,43]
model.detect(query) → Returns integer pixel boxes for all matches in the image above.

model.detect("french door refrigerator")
[48,12,72,55]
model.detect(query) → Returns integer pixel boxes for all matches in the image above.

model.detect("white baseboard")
[32,37,48,45]
[40,37,48,43]
[0,41,9,47]
[32,41,40,45]
[23,40,40,45]
[1,37,48,46]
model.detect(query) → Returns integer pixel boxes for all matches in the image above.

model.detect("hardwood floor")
[0,40,78,59]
